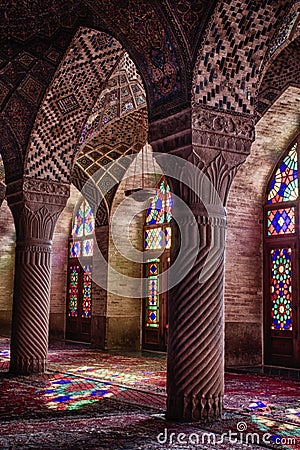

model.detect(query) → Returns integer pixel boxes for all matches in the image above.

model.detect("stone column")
[6,178,69,374]
[149,107,254,420]
[0,182,5,207]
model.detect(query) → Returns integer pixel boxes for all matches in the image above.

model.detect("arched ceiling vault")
[0,0,298,185]
[25,28,125,183]
[192,0,295,117]
[257,36,300,120]
[72,51,149,223]
[257,1,300,121]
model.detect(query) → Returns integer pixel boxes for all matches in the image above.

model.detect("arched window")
[66,198,95,342]
[264,135,300,368]
[143,178,172,351]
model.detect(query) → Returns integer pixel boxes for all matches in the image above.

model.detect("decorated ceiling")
[0,0,299,188]
[72,51,148,225]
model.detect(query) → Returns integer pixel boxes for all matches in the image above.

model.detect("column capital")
[190,108,255,204]
[149,106,255,204]
[6,177,70,208]
[192,106,255,155]
[6,177,70,243]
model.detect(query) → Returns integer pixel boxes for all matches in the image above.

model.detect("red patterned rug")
[1,338,300,449]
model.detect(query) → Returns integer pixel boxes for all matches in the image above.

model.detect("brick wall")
[106,173,144,350]
[0,200,15,335]
[225,86,300,366]
[106,155,159,350]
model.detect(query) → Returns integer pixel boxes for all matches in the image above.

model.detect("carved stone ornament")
[23,178,70,196]
[167,204,226,421]
[6,177,70,243]
[186,149,245,205]
[6,177,70,208]
[192,107,255,155]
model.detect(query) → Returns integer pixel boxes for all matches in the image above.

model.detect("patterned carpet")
[0,337,300,449]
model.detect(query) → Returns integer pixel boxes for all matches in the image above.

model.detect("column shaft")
[10,243,52,373]
[167,214,226,420]
[7,178,69,374]
[150,107,254,421]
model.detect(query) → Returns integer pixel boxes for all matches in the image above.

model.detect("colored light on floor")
[42,373,123,411]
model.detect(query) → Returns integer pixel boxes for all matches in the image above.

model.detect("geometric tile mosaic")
[79,52,146,147]
[19,75,44,106]
[56,94,80,116]
[16,52,36,68]
[25,28,124,182]
[193,1,291,115]
[83,0,185,108]
[75,109,147,182]
[266,8,299,62]
[0,1,298,188]
[167,0,217,54]
[0,82,9,108]
[257,37,300,120]
[0,27,76,183]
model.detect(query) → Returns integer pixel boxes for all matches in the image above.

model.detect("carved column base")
[166,392,223,421]
[10,355,47,375]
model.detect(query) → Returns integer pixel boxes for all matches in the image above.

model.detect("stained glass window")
[267,143,298,204]
[72,199,95,238]
[68,266,79,317]
[267,208,295,235]
[67,198,94,337]
[165,227,171,249]
[82,265,92,318]
[144,228,163,250]
[70,199,95,259]
[146,179,172,225]
[82,239,94,257]
[70,241,81,258]
[264,136,300,365]
[146,259,159,328]
[144,227,172,250]
[144,179,172,331]
[270,248,292,331]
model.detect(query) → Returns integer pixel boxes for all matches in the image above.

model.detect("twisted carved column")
[150,107,255,420]
[0,182,5,207]
[167,207,226,420]
[7,178,69,374]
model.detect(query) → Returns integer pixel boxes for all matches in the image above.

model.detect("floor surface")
[0,338,300,449]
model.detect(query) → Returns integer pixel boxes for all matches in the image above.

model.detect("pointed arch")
[264,132,300,368]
